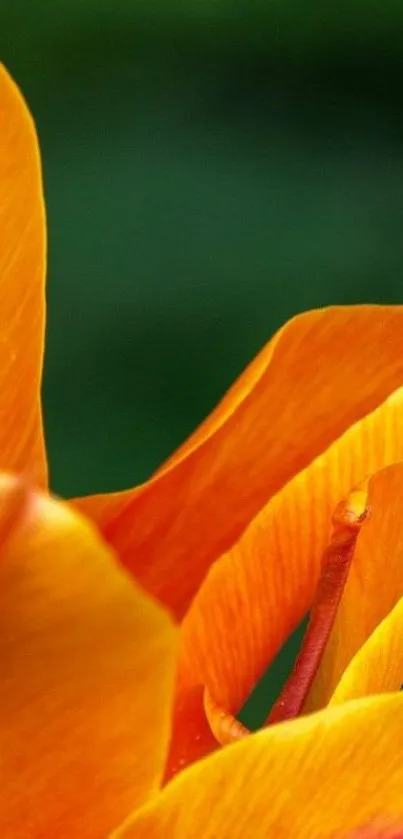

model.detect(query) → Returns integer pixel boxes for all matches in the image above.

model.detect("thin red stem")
[265,486,369,726]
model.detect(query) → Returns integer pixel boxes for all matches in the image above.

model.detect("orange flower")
[3,63,403,838]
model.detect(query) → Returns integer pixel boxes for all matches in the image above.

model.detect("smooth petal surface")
[166,389,403,776]
[76,306,403,620]
[0,475,177,839]
[345,827,403,839]
[114,694,403,839]
[307,463,403,711]
[329,599,403,705]
[0,66,47,487]
[346,832,403,839]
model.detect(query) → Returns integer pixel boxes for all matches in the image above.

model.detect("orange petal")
[345,825,403,839]
[76,306,403,616]
[113,694,403,839]
[75,307,403,621]
[0,474,177,839]
[0,66,47,487]
[306,462,403,711]
[165,388,403,776]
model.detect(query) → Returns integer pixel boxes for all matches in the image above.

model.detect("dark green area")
[240,618,308,729]
[1,4,403,721]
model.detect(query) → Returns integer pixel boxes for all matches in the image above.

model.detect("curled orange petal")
[329,595,403,705]
[203,687,250,746]
[166,390,403,777]
[76,307,403,621]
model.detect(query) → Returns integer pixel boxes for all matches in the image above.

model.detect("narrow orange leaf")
[0,66,47,486]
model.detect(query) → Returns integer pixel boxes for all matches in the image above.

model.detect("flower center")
[204,480,369,745]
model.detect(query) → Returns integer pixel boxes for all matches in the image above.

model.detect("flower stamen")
[265,479,369,725]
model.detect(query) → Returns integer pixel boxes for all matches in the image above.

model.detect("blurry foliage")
[0,2,402,498]
[3,0,403,81]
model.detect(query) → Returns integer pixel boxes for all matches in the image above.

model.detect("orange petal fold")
[166,388,403,776]
[0,66,47,487]
[76,307,403,621]
[0,475,177,839]
[114,694,403,839]
[307,462,403,711]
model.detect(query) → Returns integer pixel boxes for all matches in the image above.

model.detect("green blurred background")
[2,2,403,719]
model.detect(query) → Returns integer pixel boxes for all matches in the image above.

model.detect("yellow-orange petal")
[0,474,177,839]
[0,66,47,487]
[113,694,403,839]
[329,596,403,705]
[306,462,403,711]
[164,389,403,777]
[75,306,403,621]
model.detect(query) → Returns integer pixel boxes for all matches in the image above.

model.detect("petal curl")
[113,694,403,839]
[0,66,47,486]
[0,475,177,839]
[76,306,403,620]
[330,598,403,705]
[307,462,403,710]
[166,389,403,776]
